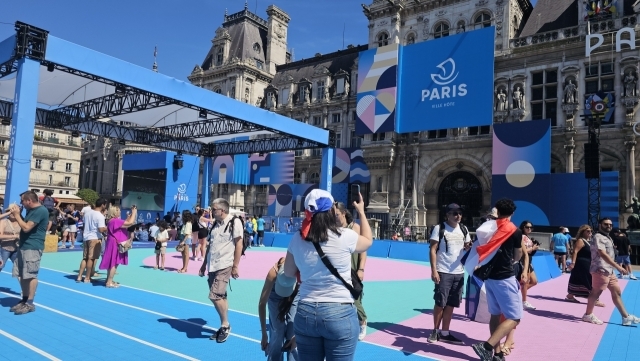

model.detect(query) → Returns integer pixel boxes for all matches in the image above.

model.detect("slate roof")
[520,0,579,37]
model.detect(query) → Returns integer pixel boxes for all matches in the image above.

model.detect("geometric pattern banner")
[332,148,371,184]
[267,183,349,217]
[356,43,398,135]
[584,91,615,125]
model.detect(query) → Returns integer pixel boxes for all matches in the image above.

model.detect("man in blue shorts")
[551,227,570,273]
[472,199,523,361]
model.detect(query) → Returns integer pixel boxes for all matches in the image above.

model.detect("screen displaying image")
[121,169,166,212]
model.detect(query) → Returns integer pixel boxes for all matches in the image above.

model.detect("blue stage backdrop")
[396,26,495,133]
[121,151,199,222]
[491,120,619,227]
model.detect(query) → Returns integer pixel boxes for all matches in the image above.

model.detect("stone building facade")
[191,0,640,230]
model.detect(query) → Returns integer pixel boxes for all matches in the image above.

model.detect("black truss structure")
[582,113,603,230]
[152,118,263,140]
[0,22,48,79]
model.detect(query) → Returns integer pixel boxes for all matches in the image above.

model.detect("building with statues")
[189,0,640,235]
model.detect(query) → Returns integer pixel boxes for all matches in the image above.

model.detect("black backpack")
[216,215,246,255]
[436,222,469,253]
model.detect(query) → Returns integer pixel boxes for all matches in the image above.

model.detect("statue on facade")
[256,96,263,107]
[495,88,507,111]
[512,86,524,110]
[324,88,330,101]
[304,86,310,104]
[344,80,350,97]
[287,91,293,106]
[624,72,637,97]
[625,197,640,229]
[563,80,577,104]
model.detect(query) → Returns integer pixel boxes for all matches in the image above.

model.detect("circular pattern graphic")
[252,164,257,171]
[356,94,375,117]
[275,184,293,206]
[505,161,535,188]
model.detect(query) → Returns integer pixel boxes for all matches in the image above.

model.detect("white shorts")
[65,225,77,233]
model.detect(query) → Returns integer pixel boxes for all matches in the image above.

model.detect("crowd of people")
[3,187,640,361]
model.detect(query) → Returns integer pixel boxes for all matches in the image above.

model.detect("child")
[154,221,169,270]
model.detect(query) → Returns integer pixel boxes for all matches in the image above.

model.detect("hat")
[274,264,297,297]
[563,227,570,233]
[446,203,462,213]
[486,207,498,219]
[304,189,334,215]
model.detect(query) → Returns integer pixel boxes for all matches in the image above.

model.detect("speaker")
[584,143,600,179]
[173,159,183,169]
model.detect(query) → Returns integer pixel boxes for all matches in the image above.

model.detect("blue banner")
[396,27,495,133]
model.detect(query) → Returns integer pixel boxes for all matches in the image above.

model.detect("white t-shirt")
[156,230,169,247]
[149,225,159,238]
[287,228,358,303]
[430,223,470,274]
[206,214,243,273]
[83,209,106,241]
[81,206,92,215]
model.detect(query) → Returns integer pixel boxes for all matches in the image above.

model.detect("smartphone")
[351,184,361,204]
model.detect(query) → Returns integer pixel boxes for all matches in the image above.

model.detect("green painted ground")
[40,248,436,333]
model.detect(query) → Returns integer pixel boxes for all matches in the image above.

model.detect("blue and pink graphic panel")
[332,148,371,184]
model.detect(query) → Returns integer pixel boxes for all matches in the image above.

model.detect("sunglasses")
[449,212,462,216]
[602,223,613,227]
[524,226,533,229]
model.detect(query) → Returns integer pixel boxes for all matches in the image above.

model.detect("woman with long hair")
[334,202,368,341]
[196,209,211,261]
[258,257,299,360]
[566,225,605,307]
[191,209,203,260]
[99,206,137,288]
[0,212,20,276]
[284,190,373,360]
[177,210,193,273]
[518,220,539,311]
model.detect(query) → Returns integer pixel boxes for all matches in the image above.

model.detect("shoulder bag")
[312,241,363,299]
[118,239,133,254]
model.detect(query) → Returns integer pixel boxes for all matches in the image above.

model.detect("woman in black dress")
[566,224,604,306]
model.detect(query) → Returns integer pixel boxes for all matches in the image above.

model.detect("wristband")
[358,268,364,271]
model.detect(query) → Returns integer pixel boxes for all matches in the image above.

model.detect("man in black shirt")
[472,199,523,361]
[612,230,637,280]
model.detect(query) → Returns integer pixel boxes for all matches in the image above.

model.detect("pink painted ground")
[142,250,431,281]
[365,274,628,361]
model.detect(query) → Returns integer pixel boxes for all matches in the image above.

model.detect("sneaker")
[427,329,439,343]
[471,342,493,361]
[523,301,536,310]
[582,313,603,325]
[358,322,367,341]
[439,333,464,346]
[493,354,506,361]
[13,303,35,315]
[622,314,640,326]
[9,302,25,312]
[212,325,231,343]
[630,274,638,280]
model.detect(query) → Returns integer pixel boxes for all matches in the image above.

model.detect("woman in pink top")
[99,206,137,288]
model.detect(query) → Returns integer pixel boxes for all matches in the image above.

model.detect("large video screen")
[121,169,166,212]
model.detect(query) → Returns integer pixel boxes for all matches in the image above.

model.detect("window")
[253,43,261,53]
[474,12,492,29]
[50,133,57,139]
[50,161,55,171]
[585,62,615,95]
[67,135,72,144]
[377,32,389,47]
[309,172,320,183]
[36,130,44,139]
[35,159,42,169]
[266,92,274,108]
[65,163,72,172]
[313,116,322,126]
[335,133,341,148]
[64,177,71,186]
[468,126,491,136]
[312,149,322,157]
[216,46,224,66]
[434,22,450,38]
[48,175,52,185]
[0,140,5,148]
[281,88,289,105]
[294,173,301,184]
[256,60,263,70]
[214,88,222,94]
[317,81,325,100]
[531,70,558,126]
[372,132,386,141]
[332,113,341,123]
[230,87,236,99]
[406,33,415,45]
[352,111,357,121]
[377,176,383,192]
[294,150,304,157]
[351,130,363,148]
[427,129,447,139]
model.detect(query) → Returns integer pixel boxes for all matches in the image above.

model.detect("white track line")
[0,292,200,361]
[0,328,62,361]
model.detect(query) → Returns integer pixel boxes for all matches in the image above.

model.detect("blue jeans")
[294,302,358,361]
[0,247,17,272]
[267,292,298,361]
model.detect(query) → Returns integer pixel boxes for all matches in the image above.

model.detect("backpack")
[213,215,246,255]
[43,196,55,211]
[436,222,469,253]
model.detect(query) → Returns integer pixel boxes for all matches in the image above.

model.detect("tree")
[76,189,99,207]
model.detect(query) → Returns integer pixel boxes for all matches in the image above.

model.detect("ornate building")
[191,0,640,231]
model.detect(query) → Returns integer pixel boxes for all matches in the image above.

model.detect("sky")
[0,0,370,81]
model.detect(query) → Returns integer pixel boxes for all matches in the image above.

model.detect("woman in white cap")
[258,257,299,360]
[284,189,373,360]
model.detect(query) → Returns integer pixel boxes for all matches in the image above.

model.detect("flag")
[463,218,517,276]
[596,0,602,14]
[154,46,157,58]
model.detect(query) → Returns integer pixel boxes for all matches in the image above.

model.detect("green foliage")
[75,188,99,206]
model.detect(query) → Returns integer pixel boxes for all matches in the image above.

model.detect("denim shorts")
[433,272,464,308]
[484,276,522,320]
[616,255,631,265]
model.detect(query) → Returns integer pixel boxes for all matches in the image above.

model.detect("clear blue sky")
[0,0,369,81]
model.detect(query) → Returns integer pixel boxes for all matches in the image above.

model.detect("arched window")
[216,46,224,66]
[474,12,491,29]
[406,33,415,45]
[434,22,450,39]
[230,86,236,99]
[377,32,389,47]
[377,176,383,192]
[310,172,320,183]
[294,172,301,184]
[244,88,250,103]
[214,88,222,94]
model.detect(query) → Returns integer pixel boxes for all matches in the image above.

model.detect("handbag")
[118,239,133,254]
[176,243,186,252]
[312,241,363,299]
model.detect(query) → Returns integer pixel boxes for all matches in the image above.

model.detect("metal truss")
[0,99,11,119]
[0,59,18,79]
[152,118,262,140]
[209,136,327,155]
[587,177,601,229]
[15,21,48,61]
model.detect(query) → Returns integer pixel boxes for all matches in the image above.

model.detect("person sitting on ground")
[582,218,640,326]
[258,257,299,360]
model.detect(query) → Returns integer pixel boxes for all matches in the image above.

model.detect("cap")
[446,203,462,213]
[563,227,570,233]
[274,264,297,297]
[304,189,335,215]
[486,207,498,219]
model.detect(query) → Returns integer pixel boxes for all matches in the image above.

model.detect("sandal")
[75,278,82,283]
[500,343,513,355]
[177,269,186,273]
[565,296,580,303]
[596,301,605,307]
[106,283,120,288]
